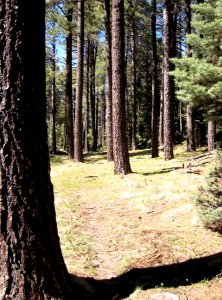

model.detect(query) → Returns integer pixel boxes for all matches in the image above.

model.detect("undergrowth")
[197,150,222,233]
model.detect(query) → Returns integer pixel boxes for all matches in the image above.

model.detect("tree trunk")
[131,13,137,151]
[74,0,84,162]
[159,67,164,146]
[104,0,113,161]
[208,119,216,152]
[0,1,74,298]
[84,39,90,153]
[112,0,132,174]
[51,34,57,154]
[185,0,196,152]
[178,101,183,134]
[151,0,159,158]
[65,6,74,159]
[170,1,178,144]
[125,25,131,142]
[98,90,106,147]
[187,105,196,152]
[163,0,174,160]
[90,41,98,152]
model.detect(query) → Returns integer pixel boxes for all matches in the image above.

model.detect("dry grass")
[51,145,222,300]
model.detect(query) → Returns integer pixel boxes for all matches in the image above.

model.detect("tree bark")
[84,38,90,153]
[151,0,159,157]
[163,0,174,160]
[89,41,98,152]
[65,6,74,159]
[112,0,132,174]
[98,90,106,147]
[187,105,196,152]
[74,0,84,162]
[208,119,216,152]
[159,66,164,146]
[185,0,196,152]
[51,34,57,154]
[0,1,74,297]
[104,0,114,161]
[131,11,137,151]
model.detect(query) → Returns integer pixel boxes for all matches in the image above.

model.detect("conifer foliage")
[172,0,222,151]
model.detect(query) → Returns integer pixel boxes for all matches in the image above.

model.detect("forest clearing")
[51,145,222,300]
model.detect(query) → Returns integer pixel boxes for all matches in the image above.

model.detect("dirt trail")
[53,153,222,299]
[79,169,222,281]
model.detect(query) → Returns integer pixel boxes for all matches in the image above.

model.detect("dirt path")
[53,152,222,299]
[79,169,222,281]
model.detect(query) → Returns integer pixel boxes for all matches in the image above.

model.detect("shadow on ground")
[137,166,181,176]
[74,251,222,299]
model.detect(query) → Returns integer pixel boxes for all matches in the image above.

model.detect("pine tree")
[0,1,73,297]
[74,0,84,162]
[163,0,174,160]
[112,0,132,174]
[65,1,74,159]
[185,0,196,152]
[172,0,222,150]
[151,0,159,158]
[104,0,114,161]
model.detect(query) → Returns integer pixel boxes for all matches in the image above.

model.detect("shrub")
[197,150,222,233]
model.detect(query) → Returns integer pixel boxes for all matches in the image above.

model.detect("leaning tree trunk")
[163,0,174,160]
[74,0,84,162]
[0,1,80,298]
[112,0,132,174]
[104,0,113,161]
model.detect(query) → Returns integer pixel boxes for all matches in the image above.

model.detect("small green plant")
[196,150,222,233]
[129,286,143,298]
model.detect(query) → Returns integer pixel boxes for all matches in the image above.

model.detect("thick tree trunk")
[112,0,132,174]
[74,0,84,162]
[151,0,159,158]
[0,1,73,298]
[0,2,99,299]
[65,6,74,159]
[163,0,174,160]
[104,0,113,161]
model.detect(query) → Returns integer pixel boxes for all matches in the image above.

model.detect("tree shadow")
[75,251,222,299]
[84,152,108,164]
[129,149,152,158]
[136,166,181,176]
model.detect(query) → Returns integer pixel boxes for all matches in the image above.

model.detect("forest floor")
[51,145,222,300]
